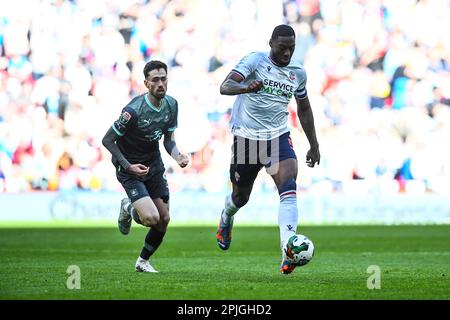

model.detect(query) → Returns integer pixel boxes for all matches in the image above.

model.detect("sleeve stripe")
[167,127,177,132]
[295,88,307,99]
[112,125,125,136]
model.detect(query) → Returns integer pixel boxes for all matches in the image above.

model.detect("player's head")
[269,24,296,67]
[144,60,168,100]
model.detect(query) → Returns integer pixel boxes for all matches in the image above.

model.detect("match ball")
[284,234,314,266]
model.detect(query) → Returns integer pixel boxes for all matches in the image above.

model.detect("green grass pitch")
[1,224,449,300]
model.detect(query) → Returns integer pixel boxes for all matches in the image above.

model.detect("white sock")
[221,194,239,224]
[278,195,298,253]
[137,256,147,263]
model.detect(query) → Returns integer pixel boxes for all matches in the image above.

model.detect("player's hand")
[246,80,263,93]
[306,146,320,168]
[176,153,190,168]
[127,163,149,176]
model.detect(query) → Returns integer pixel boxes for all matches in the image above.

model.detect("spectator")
[0,0,449,196]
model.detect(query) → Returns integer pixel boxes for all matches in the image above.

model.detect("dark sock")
[140,228,166,260]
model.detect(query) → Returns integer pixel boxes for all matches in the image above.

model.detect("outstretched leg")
[135,196,169,273]
[270,158,299,274]
[217,182,254,250]
[217,134,262,250]
[131,196,162,273]
[139,197,169,258]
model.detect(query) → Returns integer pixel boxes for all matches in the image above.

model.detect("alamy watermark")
[231,135,281,175]
[66,265,81,290]
[366,265,381,290]
[167,132,288,176]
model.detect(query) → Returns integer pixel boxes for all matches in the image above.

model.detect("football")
[284,234,314,266]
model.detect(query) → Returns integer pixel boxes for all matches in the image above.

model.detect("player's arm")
[220,53,264,95]
[102,128,149,176]
[163,132,189,168]
[102,109,149,176]
[219,71,263,96]
[295,95,320,168]
[219,71,263,95]
[102,127,130,170]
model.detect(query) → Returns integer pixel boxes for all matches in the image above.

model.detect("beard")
[153,90,166,99]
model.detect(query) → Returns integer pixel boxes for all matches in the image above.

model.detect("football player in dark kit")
[102,60,189,273]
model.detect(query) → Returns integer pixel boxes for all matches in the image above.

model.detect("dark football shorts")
[116,158,169,203]
[229,131,297,187]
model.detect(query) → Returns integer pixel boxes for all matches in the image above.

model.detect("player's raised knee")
[160,215,170,227]
[233,193,250,208]
[141,215,159,227]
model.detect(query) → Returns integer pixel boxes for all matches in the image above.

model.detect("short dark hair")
[271,24,295,40]
[143,60,167,78]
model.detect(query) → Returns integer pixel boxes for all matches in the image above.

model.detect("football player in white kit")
[216,25,321,274]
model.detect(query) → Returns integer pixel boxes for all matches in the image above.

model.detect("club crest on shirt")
[119,111,131,124]
[289,71,296,80]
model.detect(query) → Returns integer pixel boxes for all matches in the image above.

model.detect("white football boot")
[135,257,158,273]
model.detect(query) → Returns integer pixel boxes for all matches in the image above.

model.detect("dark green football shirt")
[111,93,178,168]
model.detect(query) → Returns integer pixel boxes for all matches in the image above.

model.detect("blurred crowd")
[1,0,449,195]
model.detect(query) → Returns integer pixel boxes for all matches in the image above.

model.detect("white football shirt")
[230,51,307,140]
